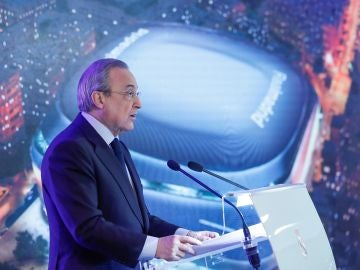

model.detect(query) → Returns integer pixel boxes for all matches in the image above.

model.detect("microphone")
[187,161,249,190]
[167,160,260,269]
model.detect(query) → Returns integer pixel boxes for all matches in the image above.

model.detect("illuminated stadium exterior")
[30,24,315,267]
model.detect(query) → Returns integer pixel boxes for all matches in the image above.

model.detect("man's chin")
[120,124,135,133]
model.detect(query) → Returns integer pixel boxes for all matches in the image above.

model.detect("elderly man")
[41,58,218,270]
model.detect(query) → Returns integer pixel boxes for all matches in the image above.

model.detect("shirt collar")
[81,112,116,145]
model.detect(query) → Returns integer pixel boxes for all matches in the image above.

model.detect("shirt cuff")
[138,235,158,261]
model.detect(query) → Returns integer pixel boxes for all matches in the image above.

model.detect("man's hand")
[155,235,202,261]
[187,230,219,241]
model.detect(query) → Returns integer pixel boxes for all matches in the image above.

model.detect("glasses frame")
[100,89,141,101]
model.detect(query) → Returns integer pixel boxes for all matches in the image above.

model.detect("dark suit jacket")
[41,113,179,270]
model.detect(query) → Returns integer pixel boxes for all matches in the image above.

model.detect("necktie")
[110,138,138,192]
[111,139,145,227]
[110,138,127,173]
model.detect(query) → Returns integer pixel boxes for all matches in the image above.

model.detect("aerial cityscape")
[0,0,359,269]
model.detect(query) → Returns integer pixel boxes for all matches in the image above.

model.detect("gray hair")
[77,58,128,112]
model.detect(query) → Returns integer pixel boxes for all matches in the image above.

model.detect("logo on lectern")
[294,228,308,257]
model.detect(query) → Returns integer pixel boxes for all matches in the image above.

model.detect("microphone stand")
[187,161,249,190]
[168,160,260,269]
[202,168,249,190]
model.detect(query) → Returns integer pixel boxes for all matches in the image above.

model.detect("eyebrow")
[125,84,138,89]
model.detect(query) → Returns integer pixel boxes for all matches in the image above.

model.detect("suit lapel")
[94,145,145,227]
[74,114,145,228]
[121,143,150,232]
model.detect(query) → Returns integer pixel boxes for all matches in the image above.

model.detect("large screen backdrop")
[0,0,359,269]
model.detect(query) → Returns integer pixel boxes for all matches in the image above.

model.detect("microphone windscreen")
[167,160,181,171]
[187,161,203,172]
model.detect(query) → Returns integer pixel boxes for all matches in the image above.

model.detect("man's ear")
[91,91,105,109]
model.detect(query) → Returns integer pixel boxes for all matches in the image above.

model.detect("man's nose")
[134,95,141,109]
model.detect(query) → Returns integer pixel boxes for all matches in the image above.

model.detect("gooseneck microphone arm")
[187,161,249,190]
[167,160,251,241]
[167,159,260,270]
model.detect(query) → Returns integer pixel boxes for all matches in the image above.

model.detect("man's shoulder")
[44,118,90,157]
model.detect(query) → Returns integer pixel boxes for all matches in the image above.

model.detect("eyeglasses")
[107,89,141,101]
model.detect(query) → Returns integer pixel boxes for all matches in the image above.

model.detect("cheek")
[124,104,133,115]
[110,102,132,123]
[118,107,130,122]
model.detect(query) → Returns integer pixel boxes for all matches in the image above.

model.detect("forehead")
[108,67,137,88]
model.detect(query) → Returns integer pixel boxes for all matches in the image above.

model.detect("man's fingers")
[180,235,202,245]
[156,234,207,261]
[186,230,219,241]
[179,243,195,255]
[171,254,181,261]
[208,231,220,238]
[193,233,208,241]
[200,235,211,241]
[176,249,186,258]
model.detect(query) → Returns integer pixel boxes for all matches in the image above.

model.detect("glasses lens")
[130,91,140,99]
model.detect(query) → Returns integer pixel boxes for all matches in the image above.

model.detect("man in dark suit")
[41,59,218,270]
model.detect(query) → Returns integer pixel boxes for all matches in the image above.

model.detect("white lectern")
[143,184,336,270]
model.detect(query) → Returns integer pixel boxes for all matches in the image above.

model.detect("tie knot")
[110,138,123,156]
[110,137,120,148]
